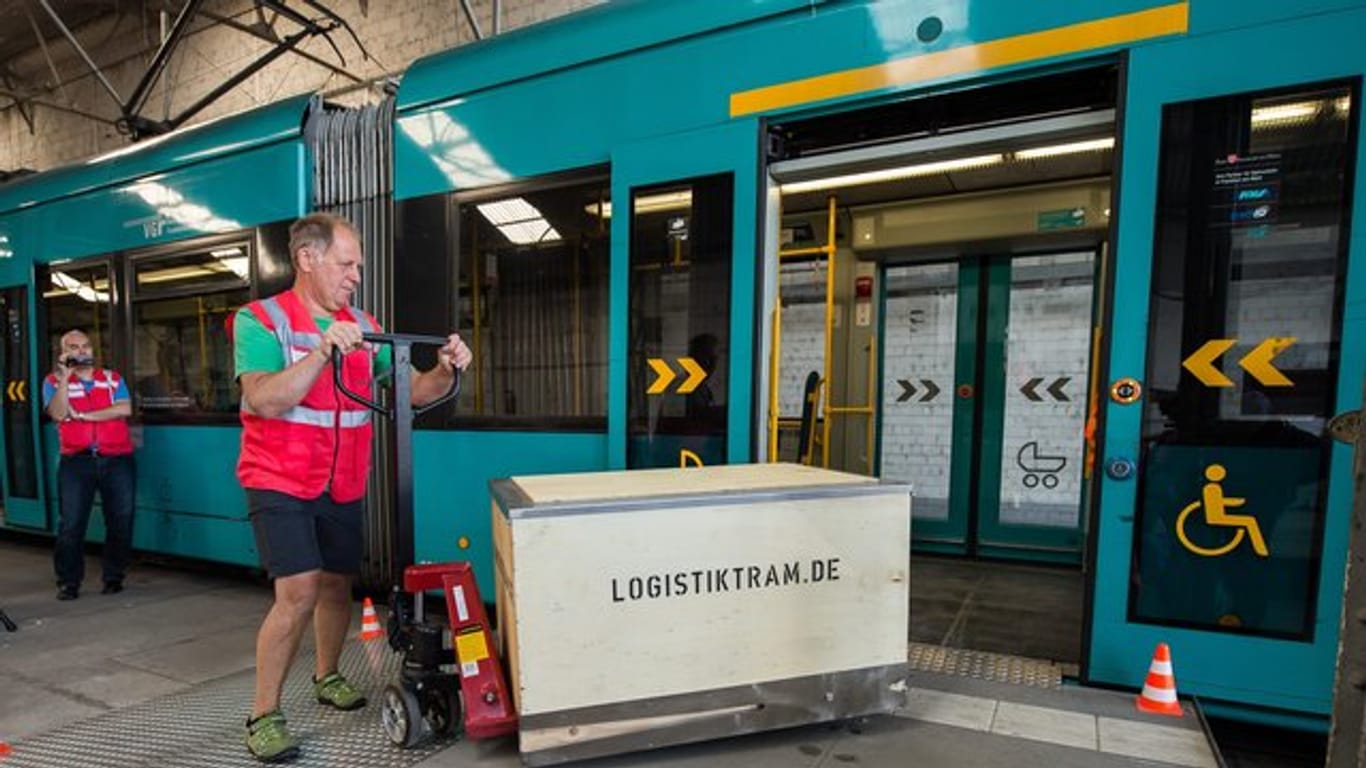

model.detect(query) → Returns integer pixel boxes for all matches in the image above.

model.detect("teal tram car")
[0,0,1362,731]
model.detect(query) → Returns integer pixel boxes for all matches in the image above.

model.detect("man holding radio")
[42,329,136,601]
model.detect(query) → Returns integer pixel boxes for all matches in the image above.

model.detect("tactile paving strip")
[908,642,1066,689]
[4,640,451,767]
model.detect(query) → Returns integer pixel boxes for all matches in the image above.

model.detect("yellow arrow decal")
[1239,337,1295,387]
[1182,339,1236,387]
[677,357,707,394]
[646,358,676,395]
[17,380,25,402]
[4,381,12,401]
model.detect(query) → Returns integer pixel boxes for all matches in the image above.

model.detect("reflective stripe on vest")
[241,294,377,428]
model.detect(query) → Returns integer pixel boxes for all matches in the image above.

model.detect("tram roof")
[0,93,315,216]
[396,0,829,113]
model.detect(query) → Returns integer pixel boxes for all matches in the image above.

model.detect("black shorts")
[247,489,364,578]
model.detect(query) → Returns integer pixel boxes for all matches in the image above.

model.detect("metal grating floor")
[4,640,450,768]
[908,641,1071,689]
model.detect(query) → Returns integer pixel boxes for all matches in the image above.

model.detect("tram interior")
[771,67,1118,670]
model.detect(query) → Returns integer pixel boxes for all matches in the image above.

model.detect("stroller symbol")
[1017,441,1067,489]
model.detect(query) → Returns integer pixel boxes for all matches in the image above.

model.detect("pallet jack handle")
[331,332,462,418]
[332,332,462,585]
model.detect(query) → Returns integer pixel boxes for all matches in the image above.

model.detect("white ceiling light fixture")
[586,190,693,219]
[1250,96,1354,128]
[477,197,561,245]
[779,153,1005,195]
[51,271,111,303]
[210,247,249,279]
[1014,137,1115,160]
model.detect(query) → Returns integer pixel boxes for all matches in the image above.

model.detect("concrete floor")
[909,555,1084,666]
[0,536,1272,767]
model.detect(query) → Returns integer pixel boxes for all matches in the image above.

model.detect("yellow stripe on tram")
[730,3,1189,117]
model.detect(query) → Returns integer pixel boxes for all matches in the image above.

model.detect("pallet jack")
[333,333,518,748]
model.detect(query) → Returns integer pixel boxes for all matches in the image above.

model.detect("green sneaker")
[245,710,300,763]
[314,672,367,711]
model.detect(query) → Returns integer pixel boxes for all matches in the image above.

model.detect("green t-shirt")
[233,307,393,380]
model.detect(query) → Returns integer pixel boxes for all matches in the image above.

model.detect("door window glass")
[880,262,959,521]
[1132,83,1356,638]
[627,175,733,468]
[2,287,37,499]
[996,253,1094,529]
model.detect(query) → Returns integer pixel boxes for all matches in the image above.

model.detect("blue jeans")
[54,452,136,589]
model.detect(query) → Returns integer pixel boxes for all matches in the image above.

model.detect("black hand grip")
[331,332,462,419]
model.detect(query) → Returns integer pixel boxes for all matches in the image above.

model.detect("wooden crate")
[490,463,911,765]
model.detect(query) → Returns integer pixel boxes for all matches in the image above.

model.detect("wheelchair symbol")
[1176,464,1269,558]
[1016,441,1066,489]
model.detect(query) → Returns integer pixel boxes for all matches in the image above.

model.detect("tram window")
[1131,82,1356,639]
[397,177,611,430]
[129,242,251,421]
[40,262,116,373]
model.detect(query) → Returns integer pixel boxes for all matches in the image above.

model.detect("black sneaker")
[101,581,124,595]
[57,585,79,601]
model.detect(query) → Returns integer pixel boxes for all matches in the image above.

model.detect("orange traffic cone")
[1135,642,1183,716]
[359,597,383,641]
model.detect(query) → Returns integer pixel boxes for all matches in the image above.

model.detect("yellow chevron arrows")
[1181,337,1296,388]
[647,357,709,396]
[1239,337,1295,387]
[678,357,707,394]
[5,380,26,402]
[647,358,675,395]
[1182,339,1237,387]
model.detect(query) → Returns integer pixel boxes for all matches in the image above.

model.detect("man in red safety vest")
[42,329,136,602]
[233,212,470,763]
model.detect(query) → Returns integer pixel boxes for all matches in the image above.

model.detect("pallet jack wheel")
[423,684,462,739]
[381,683,426,748]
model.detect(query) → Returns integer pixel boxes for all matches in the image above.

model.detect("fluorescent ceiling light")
[1015,137,1115,160]
[51,271,110,303]
[477,198,543,225]
[1251,96,1352,127]
[586,190,693,219]
[477,197,561,244]
[211,247,249,279]
[780,154,1005,194]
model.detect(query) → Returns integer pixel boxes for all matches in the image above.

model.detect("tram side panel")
[0,124,311,569]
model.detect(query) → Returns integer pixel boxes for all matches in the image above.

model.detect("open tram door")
[0,276,47,531]
[1088,24,1364,726]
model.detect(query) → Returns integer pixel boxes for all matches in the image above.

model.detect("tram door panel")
[612,120,760,470]
[880,252,1095,563]
[0,285,45,528]
[1088,27,1362,716]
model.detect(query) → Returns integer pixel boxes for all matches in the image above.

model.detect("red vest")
[235,290,379,503]
[49,369,134,456]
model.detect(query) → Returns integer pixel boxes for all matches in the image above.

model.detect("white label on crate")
[461,661,480,678]
[451,585,470,622]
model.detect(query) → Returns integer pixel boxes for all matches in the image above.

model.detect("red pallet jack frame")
[334,334,517,747]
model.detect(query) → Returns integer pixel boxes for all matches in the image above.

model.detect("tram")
[0,0,1361,731]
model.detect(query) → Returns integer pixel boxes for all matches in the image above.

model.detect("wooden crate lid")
[508,462,873,506]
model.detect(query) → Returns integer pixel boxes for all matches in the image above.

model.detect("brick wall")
[1,0,601,173]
